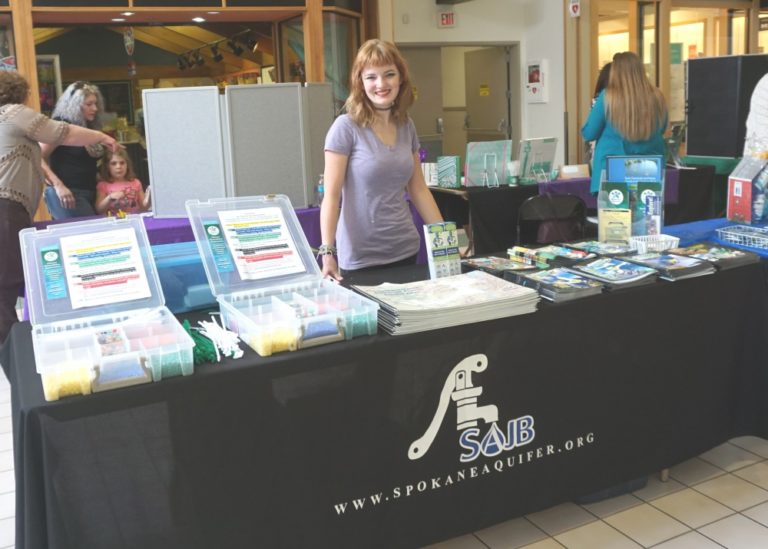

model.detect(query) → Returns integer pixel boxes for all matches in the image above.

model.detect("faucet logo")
[408,354,535,462]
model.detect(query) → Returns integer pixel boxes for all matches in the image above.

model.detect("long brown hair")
[605,52,667,141]
[344,39,413,127]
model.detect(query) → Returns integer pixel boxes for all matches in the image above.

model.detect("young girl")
[95,149,150,216]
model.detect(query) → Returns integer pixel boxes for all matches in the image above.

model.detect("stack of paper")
[574,257,658,290]
[625,253,716,281]
[668,241,759,270]
[520,268,604,302]
[352,271,539,335]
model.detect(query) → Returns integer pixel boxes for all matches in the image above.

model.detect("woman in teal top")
[582,52,668,193]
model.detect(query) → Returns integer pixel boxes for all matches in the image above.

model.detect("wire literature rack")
[716,225,768,250]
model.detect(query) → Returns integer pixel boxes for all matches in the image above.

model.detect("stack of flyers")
[574,257,658,290]
[520,268,604,302]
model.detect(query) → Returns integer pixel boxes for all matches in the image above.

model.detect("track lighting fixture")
[210,45,223,63]
[177,29,255,68]
[227,39,244,57]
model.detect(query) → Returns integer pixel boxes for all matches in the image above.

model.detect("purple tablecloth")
[538,168,680,209]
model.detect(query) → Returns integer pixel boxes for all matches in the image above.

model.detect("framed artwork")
[0,23,15,71]
[36,55,62,117]
[92,80,134,124]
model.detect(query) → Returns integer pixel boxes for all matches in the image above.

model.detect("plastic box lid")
[185,195,320,297]
[20,215,165,326]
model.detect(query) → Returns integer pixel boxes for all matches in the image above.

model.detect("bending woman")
[42,81,110,218]
[582,51,667,193]
[320,39,443,280]
[0,72,118,345]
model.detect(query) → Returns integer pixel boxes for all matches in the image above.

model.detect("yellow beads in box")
[250,328,299,357]
[41,361,93,401]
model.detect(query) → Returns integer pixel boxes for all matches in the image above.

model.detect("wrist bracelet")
[316,244,337,259]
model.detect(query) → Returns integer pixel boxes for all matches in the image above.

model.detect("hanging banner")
[124,27,135,56]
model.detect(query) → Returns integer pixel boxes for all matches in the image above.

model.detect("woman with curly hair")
[0,72,118,346]
[42,80,115,219]
[320,39,443,280]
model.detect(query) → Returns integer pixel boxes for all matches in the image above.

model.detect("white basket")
[628,234,680,254]
[716,225,768,250]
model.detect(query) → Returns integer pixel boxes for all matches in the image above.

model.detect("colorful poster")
[218,207,305,281]
[60,228,151,309]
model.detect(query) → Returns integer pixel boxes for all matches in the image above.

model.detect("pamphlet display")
[726,156,768,224]
[604,155,665,236]
[597,182,632,244]
[518,137,558,184]
[437,156,462,188]
[423,222,461,279]
[464,140,513,187]
[19,216,195,401]
[185,195,379,357]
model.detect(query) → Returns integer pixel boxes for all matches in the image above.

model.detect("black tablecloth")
[4,263,768,549]
[464,186,539,255]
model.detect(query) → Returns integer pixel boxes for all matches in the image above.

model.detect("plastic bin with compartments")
[19,215,195,401]
[185,195,379,357]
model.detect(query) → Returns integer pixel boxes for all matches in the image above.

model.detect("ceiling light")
[192,17,206,23]
[111,18,126,22]
[246,37,259,53]
[227,40,244,56]
[207,11,220,15]
[121,12,134,16]
[177,55,189,70]
[210,45,224,63]
[192,50,205,67]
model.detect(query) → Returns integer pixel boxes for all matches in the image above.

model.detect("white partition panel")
[302,83,335,197]
[143,87,227,218]
[224,83,333,208]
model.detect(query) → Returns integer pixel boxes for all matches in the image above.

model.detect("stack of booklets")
[565,240,635,257]
[667,241,759,270]
[625,253,716,281]
[462,256,537,280]
[508,245,596,268]
[352,270,539,335]
[520,268,604,302]
[574,257,658,290]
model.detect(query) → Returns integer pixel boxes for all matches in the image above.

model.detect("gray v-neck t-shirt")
[325,114,420,270]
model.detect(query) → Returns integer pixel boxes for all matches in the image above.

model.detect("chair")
[515,192,587,246]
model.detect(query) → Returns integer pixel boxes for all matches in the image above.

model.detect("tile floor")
[424,436,768,549]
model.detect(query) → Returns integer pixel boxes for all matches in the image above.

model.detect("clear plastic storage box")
[185,195,379,357]
[20,216,195,401]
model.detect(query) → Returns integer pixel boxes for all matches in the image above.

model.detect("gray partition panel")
[143,87,227,218]
[303,83,334,197]
[224,83,332,208]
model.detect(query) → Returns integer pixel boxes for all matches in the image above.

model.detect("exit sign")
[438,11,456,28]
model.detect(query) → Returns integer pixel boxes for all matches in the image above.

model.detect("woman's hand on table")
[321,254,343,282]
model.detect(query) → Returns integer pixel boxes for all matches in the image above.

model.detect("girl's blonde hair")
[344,39,413,127]
[605,52,667,141]
[99,149,136,182]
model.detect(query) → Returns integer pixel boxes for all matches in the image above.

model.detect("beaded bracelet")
[316,244,337,259]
